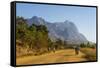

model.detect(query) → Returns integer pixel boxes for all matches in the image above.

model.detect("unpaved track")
[16,49,88,65]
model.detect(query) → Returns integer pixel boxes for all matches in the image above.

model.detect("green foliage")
[16,17,52,56]
[80,42,96,49]
[54,39,64,49]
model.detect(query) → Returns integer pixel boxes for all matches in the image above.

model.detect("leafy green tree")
[16,16,55,55]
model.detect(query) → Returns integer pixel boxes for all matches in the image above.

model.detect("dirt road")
[16,49,88,65]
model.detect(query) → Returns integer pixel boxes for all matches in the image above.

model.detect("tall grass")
[80,48,96,61]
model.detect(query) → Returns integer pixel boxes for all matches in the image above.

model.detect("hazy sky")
[16,3,96,43]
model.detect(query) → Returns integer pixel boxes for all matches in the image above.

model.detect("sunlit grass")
[80,48,96,61]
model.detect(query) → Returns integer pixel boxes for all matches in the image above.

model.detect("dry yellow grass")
[16,49,88,65]
[80,48,96,61]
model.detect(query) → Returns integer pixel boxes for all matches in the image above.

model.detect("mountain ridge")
[26,16,88,44]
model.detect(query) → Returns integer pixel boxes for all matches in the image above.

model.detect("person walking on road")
[75,46,80,55]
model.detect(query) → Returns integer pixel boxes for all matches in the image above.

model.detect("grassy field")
[16,48,93,65]
[80,48,96,61]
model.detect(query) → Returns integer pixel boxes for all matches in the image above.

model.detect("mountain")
[27,16,46,25]
[26,16,88,44]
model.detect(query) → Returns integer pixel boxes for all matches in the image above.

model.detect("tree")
[16,16,53,56]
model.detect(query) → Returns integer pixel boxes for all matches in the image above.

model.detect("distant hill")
[27,16,88,44]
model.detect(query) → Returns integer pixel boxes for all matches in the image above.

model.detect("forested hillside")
[16,17,53,56]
